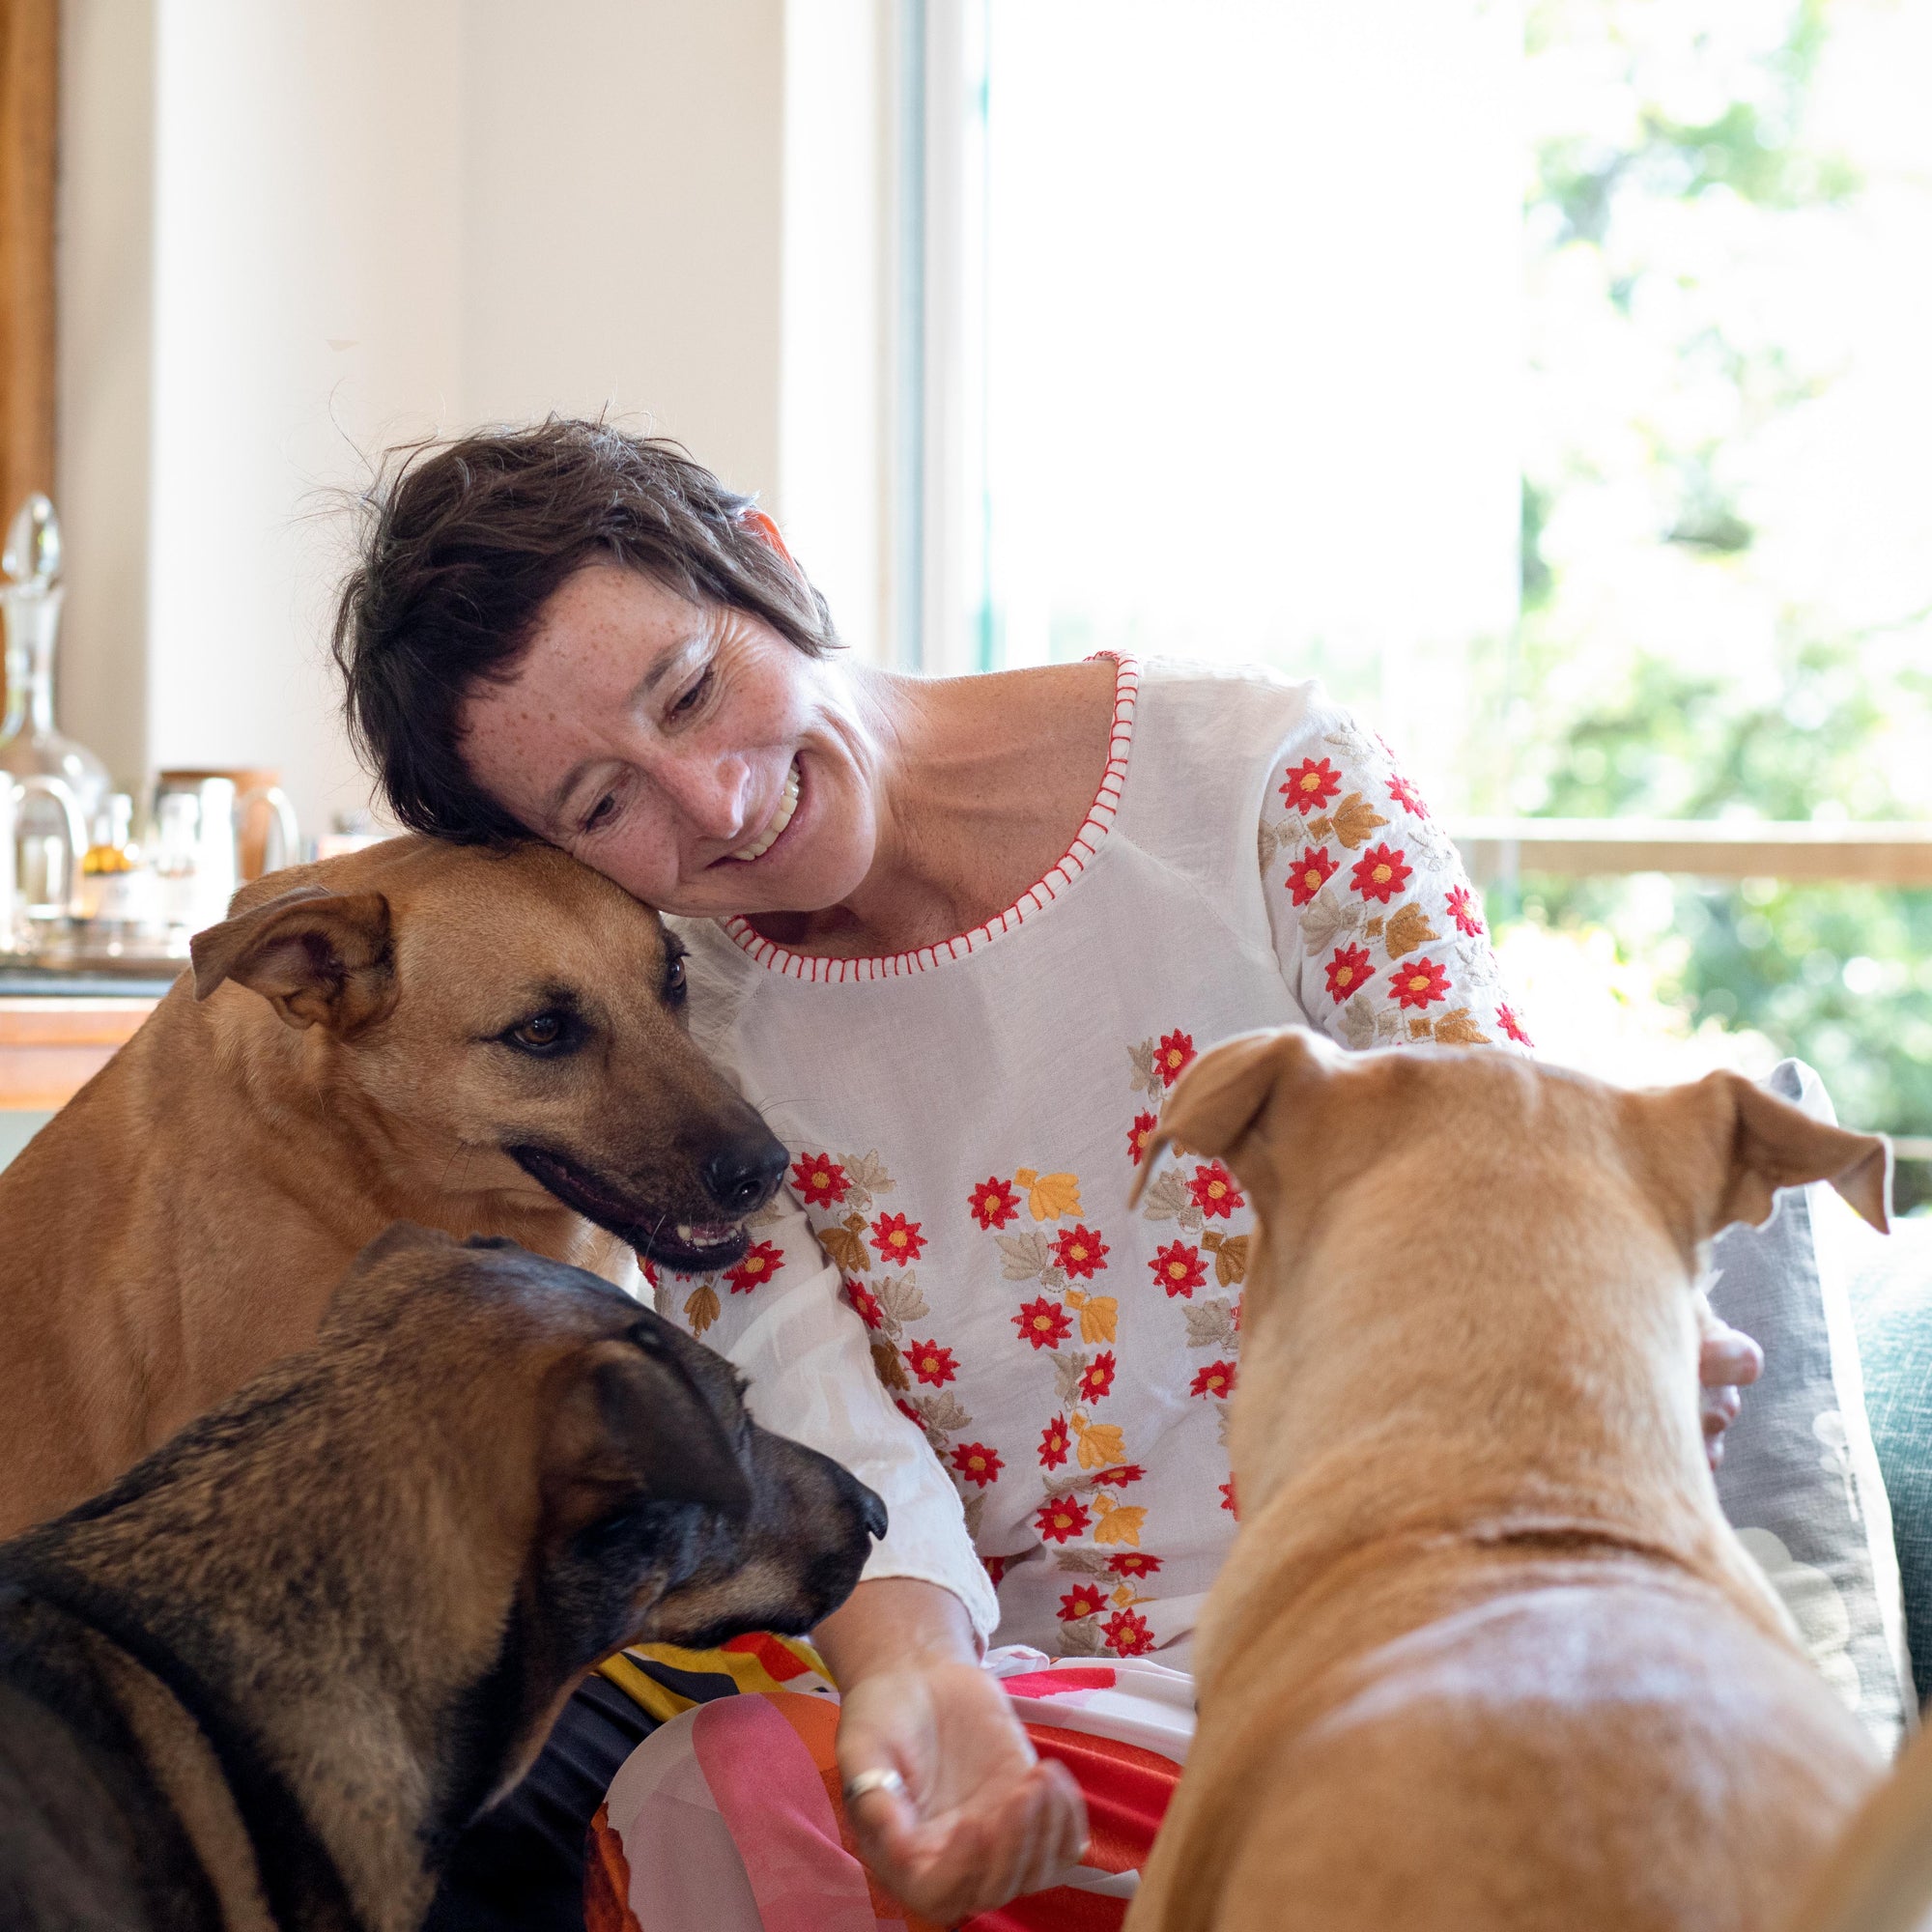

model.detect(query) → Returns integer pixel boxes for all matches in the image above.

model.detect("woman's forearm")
[815,1577,980,1687]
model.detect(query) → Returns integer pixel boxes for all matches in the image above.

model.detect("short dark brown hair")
[331,417,838,842]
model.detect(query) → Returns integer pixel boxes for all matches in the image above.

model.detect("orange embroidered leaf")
[1211,1236,1249,1288]
[1014,1168,1083,1222]
[1071,1293,1118,1344]
[1091,1498,1146,1547]
[816,1220,870,1274]
[1304,812,1334,842]
[683,1284,721,1337]
[1433,1007,1492,1047]
[1070,1411,1127,1469]
[868,1340,910,1392]
[1330,792,1391,850]
[1384,901,1440,959]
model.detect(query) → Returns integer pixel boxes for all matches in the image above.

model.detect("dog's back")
[0,1591,223,1932]
[1162,1549,1877,1932]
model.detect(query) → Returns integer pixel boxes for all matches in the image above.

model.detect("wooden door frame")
[0,0,56,537]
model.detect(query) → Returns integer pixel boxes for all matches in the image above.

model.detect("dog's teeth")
[729,760,800,863]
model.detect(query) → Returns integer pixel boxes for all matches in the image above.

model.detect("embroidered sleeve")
[1260,708,1532,1053]
[648,1186,1002,1642]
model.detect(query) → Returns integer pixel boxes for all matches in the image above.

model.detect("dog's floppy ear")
[1130,1026,1337,1207]
[1631,1069,1891,1245]
[546,1338,753,1532]
[190,884,396,1034]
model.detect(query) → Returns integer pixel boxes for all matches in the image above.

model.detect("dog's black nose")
[857,1483,888,1543]
[702,1131,789,1218]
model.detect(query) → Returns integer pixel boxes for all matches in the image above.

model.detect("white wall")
[56,0,859,838]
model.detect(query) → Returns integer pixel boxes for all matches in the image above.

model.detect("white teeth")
[729,761,800,862]
[675,1221,742,1248]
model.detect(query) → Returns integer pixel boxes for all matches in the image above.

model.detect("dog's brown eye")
[509,1012,566,1051]
[665,952,687,1000]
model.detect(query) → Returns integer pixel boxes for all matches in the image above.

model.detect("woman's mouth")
[728,758,801,864]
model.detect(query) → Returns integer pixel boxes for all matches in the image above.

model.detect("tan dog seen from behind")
[0,836,787,1538]
[1125,1030,1891,1932]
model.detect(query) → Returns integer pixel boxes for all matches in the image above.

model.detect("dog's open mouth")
[505,1146,750,1272]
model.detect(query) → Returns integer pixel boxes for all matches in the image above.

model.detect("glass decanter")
[2,496,111,921]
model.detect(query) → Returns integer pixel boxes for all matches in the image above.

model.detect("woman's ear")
[739,507,801,576]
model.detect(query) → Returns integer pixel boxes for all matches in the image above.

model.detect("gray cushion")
[1846,1217,1932,1709]
[1709,1059,1915,1756]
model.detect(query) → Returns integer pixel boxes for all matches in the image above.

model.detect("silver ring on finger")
[842,1767,908,1804]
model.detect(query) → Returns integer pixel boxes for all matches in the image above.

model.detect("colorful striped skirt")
[584,1640,1192,1932]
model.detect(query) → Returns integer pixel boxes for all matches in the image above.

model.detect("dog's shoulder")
[0,1587,224,1932]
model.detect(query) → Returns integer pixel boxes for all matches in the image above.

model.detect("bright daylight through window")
[956,0,1932,1206]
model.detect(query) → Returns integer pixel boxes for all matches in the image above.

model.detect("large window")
[928,0,1932,1203]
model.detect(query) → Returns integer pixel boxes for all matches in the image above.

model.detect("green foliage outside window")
[1501,0,1932,1204]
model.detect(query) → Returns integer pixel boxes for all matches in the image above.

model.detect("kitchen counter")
[0,982,168,1110]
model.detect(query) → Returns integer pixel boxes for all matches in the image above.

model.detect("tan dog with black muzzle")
[0,837,787,1537]
[1124,1029,1890,1932]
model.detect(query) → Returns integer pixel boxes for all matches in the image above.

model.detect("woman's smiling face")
[459,561,883,918]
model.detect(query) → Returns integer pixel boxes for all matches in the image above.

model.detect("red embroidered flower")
[969,1175,1020,1230]
[895,1398,924,1428]
[1387,772,1430,818]
[1036,1495,1093,1545]
[1350,842,1412,904]
[904,1338,957,1387]
[1080,1351,1117,1403]
[1102,1608,1154,1657]
[1191,1359,1237,1400]
[1444,884,1484,937]
[1127,1112,1158,1166]
[1038,1414,1072,1469]
[983,1554,1009,1588]
[1188,1161,1244,1220]
[1280,757,1342,813]
[951,1440,1003,1488]
[1155,1030,1196,1087]
[845,1279,884,1329]
[1287,844,1338,907]
[1014,1297,1072,1350]
[1220,1478,1239,1517]
[639,1259,659,1289]
[724,1240,783,1294]
[1053,1224,1109,1279]
[1058,1583,1107,1622]
[1498,1003,1533,1046]
[1092,1463,1146,1486]
[1325,943,1374,1004]
[790,1151,848,1208]
[869,1211,925,1264]
[1108,1551,1163,1577]
[1150,1240,1207,1298]
[1389,955,1452,1010]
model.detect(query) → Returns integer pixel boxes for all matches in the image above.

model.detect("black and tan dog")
[0,1224,884,1932]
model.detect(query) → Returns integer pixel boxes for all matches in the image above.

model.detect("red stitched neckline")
[718,654,1140,983]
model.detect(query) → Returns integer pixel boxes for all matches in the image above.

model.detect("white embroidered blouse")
[656,657,1528,1662]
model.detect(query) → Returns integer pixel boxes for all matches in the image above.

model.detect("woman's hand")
[1697,1297,1764,1470]
[838,1659,1086,1922]
[816,1578,1088,1925]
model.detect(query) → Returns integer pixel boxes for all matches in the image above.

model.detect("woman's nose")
[651,752,752,842]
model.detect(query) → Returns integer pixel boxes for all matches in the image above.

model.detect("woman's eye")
[582,793,617,836]
[508,1011,568,1051]
[670,667,714,719]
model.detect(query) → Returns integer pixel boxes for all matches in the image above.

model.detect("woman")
[334,419,1760,1930]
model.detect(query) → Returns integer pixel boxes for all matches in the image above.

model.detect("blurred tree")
[1508,0,1932,1203]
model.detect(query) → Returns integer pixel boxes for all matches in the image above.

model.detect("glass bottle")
[1,494,113,833]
